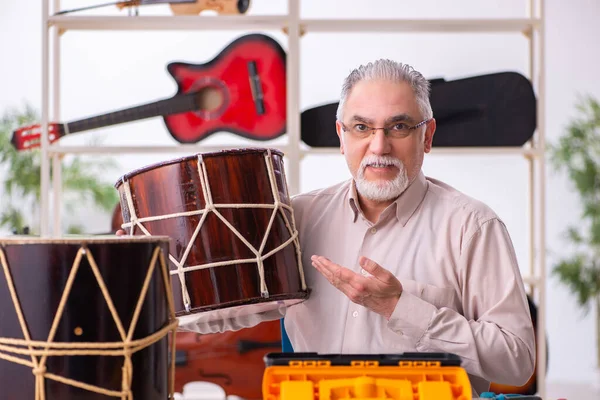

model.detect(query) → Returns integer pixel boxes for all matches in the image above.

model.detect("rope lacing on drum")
[0,245,178,400]
[120,150,307,313]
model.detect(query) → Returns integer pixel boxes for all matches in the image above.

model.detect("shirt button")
[370,227,377,234]
[352,311,358,318]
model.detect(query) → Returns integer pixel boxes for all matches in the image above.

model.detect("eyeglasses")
[340,118,431,139]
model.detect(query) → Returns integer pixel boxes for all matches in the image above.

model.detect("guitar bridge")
[247,60,265,115]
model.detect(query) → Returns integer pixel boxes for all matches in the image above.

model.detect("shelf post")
[286,0,301,195]
[40,0,51,237]
[526,0,537,299]
[536,0,547,398]
[52,0,63,236]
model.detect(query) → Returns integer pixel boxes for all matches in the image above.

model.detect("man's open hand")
[311,255,403,320]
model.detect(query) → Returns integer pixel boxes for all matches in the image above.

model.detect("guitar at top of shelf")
[118,0,251,15]
[55,0,251,16]
[11,33,286,152]
[301,71,537,148]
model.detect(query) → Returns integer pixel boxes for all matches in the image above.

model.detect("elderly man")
[282,59,535,395]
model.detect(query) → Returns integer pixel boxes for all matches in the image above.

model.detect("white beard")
[354,155,409,202]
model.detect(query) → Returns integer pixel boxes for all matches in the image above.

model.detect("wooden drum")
[114,148,308,327]
[0,236,178,400]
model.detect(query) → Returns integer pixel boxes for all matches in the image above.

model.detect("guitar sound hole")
[196,86,224,112]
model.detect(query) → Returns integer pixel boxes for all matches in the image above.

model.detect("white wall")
[1,0,599,389]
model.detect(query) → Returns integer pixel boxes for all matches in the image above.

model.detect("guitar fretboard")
[64,92,198,134]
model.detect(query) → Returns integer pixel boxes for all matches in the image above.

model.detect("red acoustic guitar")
[11,33,286,151]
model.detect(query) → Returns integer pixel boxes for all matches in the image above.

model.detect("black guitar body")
[301,71,537,148]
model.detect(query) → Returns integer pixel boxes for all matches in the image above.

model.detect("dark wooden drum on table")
[0,236,178,400]
[114,148,309,328]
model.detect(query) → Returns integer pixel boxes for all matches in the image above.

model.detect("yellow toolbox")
[262,353,472,400]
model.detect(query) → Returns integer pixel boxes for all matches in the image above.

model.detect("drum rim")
[0,235,172,245]
[113,147,284,189]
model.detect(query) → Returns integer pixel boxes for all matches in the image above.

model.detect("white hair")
[336,59,433,121]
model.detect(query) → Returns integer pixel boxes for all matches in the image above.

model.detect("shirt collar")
[347,170,428,226]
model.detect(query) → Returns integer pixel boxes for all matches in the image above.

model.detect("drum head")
[177,297,305,333]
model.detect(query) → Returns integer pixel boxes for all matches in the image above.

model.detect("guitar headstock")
[11,123,64,151]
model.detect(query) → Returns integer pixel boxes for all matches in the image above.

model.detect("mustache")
[358,155,403,174]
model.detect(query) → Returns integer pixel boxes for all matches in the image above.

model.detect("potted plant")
[0,103,119,235]
[548,94,600,384]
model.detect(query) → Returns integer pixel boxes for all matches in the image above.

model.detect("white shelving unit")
[38,0,546,397]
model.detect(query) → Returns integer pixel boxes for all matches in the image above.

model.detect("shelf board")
[304,146,543,157]
[48,15,288,31]
[47,144,542,157]
[429,146,542,156]
[522,276,540,286]
[47,144,290,155]
[299,18,540,33]
[47,15,540,33]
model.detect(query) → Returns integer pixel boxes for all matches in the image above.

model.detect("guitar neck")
[64,92,198,135]
[55,0,195,15]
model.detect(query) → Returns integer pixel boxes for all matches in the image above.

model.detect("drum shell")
[115,149,307,315]
[0,237,172,399]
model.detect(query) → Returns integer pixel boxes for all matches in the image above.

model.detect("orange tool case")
[262,352,472,400]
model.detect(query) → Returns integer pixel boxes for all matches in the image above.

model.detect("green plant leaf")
[566,226,584,244]
[548,94,600,313]
[67,224,84,235]
[0,206,27,234]
[552,255,593,313]
[591,219,600,246]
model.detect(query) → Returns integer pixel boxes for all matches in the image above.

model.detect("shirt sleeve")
[387,218,536,386]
